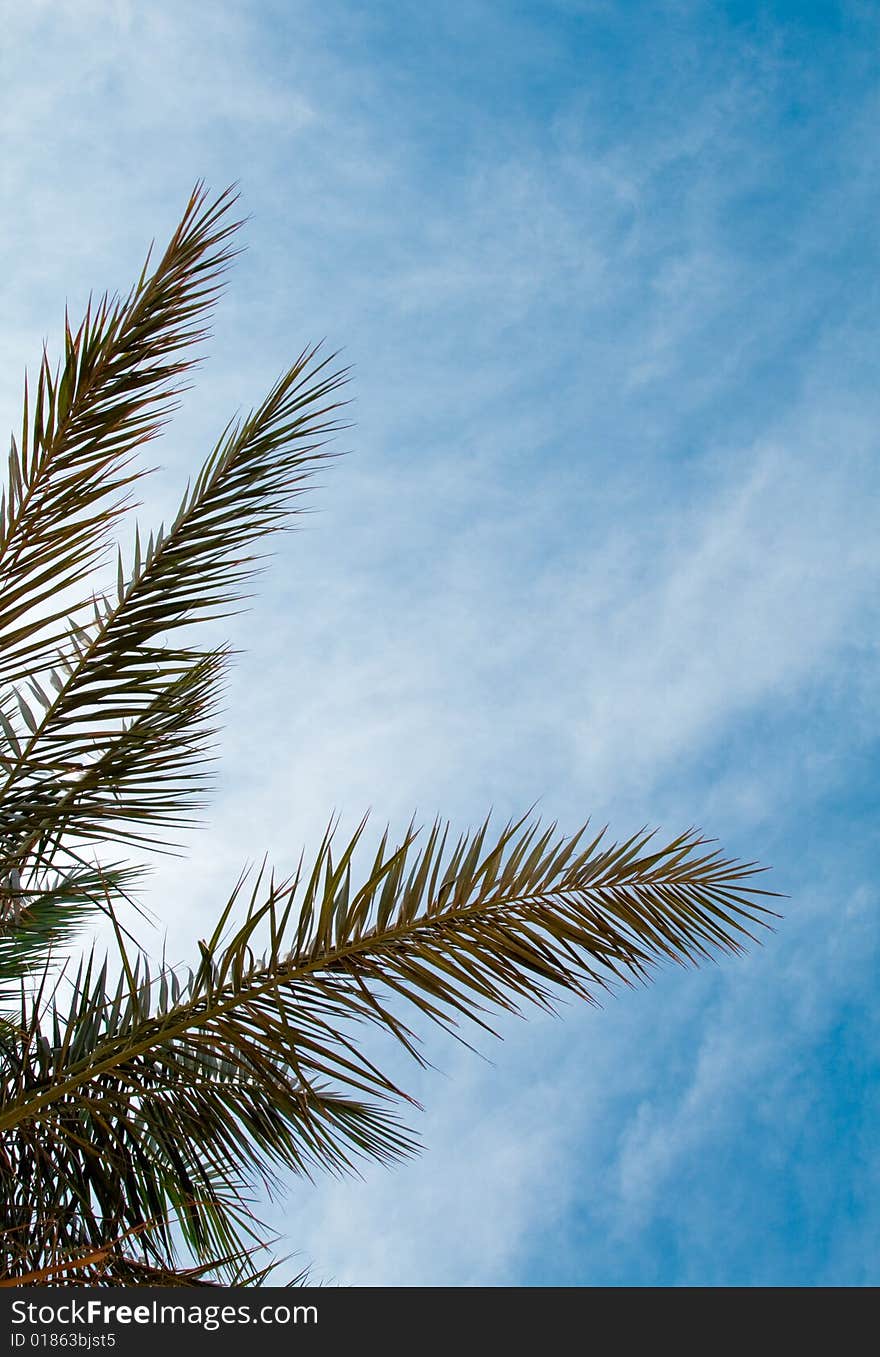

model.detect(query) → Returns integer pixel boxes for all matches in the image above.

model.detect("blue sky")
[1,0,878,1285]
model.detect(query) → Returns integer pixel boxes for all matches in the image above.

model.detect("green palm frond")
[0,188,348,997]
[0,1218,289,1287]
[0,862,144,1005]
[1,650,227,877]
[1,935,415,1278]
[0,184,241,688]
[0,813,776,1278]
[0,346,347,878]
[0,647,225,1000]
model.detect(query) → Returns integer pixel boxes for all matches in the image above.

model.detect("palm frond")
[0,862,144,1005]
[0,184,242,687]
[0,649,225,992]
[0,189,346,1018]
[0,345,347,882]
[0,812,775,1275]
[0,995,413,1279]
[0,1218,280,1287]
[1,650,227,878]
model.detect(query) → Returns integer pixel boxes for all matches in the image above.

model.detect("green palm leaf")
[0,813,776,1278]
[0,350,347,879]
[0,184,240,689]
[0,862,144,1006]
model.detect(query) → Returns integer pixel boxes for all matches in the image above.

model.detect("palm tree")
[0,185,776,1285]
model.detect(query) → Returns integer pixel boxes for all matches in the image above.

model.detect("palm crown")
[0,185,776,1285]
